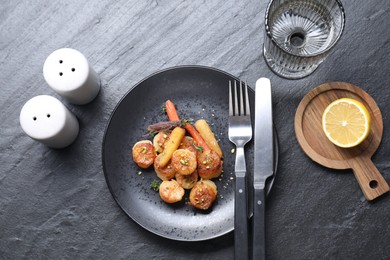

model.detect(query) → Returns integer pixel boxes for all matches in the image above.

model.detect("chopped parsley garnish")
[161,104,167,113]
[150,180,161,191]
[194,145,204,153]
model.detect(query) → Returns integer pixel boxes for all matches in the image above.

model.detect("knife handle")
[252,188,266,260]
[235,174,249,260]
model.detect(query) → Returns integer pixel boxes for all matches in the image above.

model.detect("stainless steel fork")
[228,80,252,260]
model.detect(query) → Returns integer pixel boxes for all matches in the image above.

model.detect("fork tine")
[234,80,239,116]
[239,81,245,116]
[229,81,233,116]
[245,82,250,116]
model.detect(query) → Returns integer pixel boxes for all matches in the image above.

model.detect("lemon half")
[322,98,371,148]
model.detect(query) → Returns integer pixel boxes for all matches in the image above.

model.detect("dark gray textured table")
[1,0,389,259]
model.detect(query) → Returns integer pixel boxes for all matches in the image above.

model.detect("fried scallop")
[159,179,185,203]
[178,136,198,156]
[132,140,156,168]
[153,131,170,153]
[197,150,223,179]
[189,179,218,210]
[171,149,197,175]
[175,170,198,189]
[154,153,176,181]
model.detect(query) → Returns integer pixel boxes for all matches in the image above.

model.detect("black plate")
[102,66,278,241]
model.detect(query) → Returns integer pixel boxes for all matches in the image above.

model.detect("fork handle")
[235,174,249,260]
[252,188,266,260]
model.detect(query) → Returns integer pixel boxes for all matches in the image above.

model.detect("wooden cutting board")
[294,82,389,201]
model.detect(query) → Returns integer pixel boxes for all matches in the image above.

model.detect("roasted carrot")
[165,100,211,151]
[158,127,185,167]
[184,124,211,151]
[195,119,223,158]
[147,120,182,133]
[165,100,180,121]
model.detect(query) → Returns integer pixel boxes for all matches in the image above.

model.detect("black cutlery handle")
[252,188,266,260]
[235,174,249,260]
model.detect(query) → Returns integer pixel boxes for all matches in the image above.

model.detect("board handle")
[352,157,389,201]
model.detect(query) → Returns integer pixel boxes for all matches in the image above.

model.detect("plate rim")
[102,65,278,241]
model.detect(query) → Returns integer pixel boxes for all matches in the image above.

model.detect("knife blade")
[253,77,273,260]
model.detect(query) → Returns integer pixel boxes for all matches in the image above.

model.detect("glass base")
[263,46,319,79]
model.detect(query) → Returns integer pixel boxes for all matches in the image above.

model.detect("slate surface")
[1,0,389,259]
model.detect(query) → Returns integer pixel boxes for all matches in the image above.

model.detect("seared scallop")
[154,153,176,181]
[189,179,217,210]
[178,136,198,156]
[132,140,156,168]
[175,170,198,190]
[153,131,171,153]
[159,179,185,203]
[197,150,223,179]
[171,149,197,175]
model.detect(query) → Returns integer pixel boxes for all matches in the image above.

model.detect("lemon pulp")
[322,98,371,148]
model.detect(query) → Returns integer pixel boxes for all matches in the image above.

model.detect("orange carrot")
[165,100,180,121]
[165,100,211,151]
[184,124,211,151]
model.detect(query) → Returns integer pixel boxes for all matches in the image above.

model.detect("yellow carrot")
[165,100,211,151]
[158,126,185,167]
[194,119,223,158]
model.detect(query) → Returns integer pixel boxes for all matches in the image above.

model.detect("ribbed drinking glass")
[263,0,345,79]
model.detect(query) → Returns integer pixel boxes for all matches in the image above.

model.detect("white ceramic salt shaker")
[20,95,79,148]
[43,48,100,105]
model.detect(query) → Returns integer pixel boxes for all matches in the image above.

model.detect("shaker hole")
[59,72,63,76]
[59,60,63,64]
[71,68,75,72]
[369,180,378,189]
[33,117,37,121]
[47,114,51,118]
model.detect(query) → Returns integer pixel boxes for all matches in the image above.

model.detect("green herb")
[148,130,157,136]
[180,158,189,165]
[180,118,193,125]
[150,180,161,191]
[194,145,204,153]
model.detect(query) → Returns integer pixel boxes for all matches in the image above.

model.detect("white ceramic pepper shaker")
[43,48,100,105]
[20,95,79,148]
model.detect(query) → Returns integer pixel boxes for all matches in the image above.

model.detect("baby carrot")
[185,124,211,151]
[157,126,185,167]
[165,100,211,151]
[165,100,180,121]
[195,119,223,158]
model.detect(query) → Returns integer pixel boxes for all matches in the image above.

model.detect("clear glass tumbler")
[263,0,345,79]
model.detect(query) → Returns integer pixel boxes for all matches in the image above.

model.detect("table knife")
[253,77,273,260]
